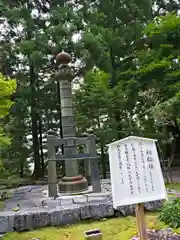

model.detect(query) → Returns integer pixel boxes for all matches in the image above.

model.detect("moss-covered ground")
[166,182,180,191]
[2,213,180,240]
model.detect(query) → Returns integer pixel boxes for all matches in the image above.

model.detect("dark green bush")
[0,177,35,189]
[159,198,180,228]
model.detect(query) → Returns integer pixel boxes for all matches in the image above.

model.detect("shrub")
[0,160,10,178]
[159,198,180,228]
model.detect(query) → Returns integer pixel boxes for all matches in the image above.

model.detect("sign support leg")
[135,203,148,240]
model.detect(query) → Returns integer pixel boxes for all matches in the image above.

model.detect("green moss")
[0,200,4,209]
[0,178,34,189]
[0,189,14,209]
[168,193,176,197]
[166,183,180,191]
[3,213,180,240]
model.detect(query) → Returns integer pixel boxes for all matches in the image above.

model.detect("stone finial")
[56,52,72,65]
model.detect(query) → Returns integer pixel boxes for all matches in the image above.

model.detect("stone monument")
[47,52,101,197]
[55,51,88,193]
[47,51,101,197]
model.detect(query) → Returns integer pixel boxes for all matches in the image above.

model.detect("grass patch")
[0,176,48,190]
[166,183,180,191]
[0,200,4,209]
[168,193,176,197]
[0,189,14,209]
[3,213,180,240]
[0,178,35,190]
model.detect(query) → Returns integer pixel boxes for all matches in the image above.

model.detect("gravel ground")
[131,229,180,240]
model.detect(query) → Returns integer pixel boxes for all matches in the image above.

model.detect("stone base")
[57,186,93,196]
[58,175,88,194]
[0,198,164,233]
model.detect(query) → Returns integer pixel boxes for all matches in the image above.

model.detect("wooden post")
[135,203,148,240]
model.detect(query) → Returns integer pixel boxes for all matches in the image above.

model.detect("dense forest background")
[0,0,180,181]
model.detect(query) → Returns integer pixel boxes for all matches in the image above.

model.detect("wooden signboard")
[108,136,167,240]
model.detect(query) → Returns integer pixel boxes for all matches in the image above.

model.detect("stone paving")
[0,179,165,233]
[3,179,111,211]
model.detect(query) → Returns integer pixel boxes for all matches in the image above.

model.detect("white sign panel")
[108,136,167,208]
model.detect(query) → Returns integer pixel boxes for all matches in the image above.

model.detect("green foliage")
[74,69,112,136]
[0,73,16,147]
[0,74,16,117]
[135,13,180,129]
[159,198,180,228]
[0,159,9,177]
[0,176,34,189]
[144,13,180,38]
[0,0,180,179]
[0,159,13,180]
[0,129,11,147]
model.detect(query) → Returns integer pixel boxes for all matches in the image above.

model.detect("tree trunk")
[29,60,41,180]
[19,159,24,178]
[100,142,106,179]
[26,0,41,180]
[110,47,122,139]
[39,117,44,178]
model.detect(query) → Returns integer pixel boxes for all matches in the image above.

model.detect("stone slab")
[85,192,112,203]
[0,212,14,233]
[0,200,163,233]
[50,206,80,226]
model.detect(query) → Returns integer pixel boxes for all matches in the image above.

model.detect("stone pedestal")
[58,175,88,194]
